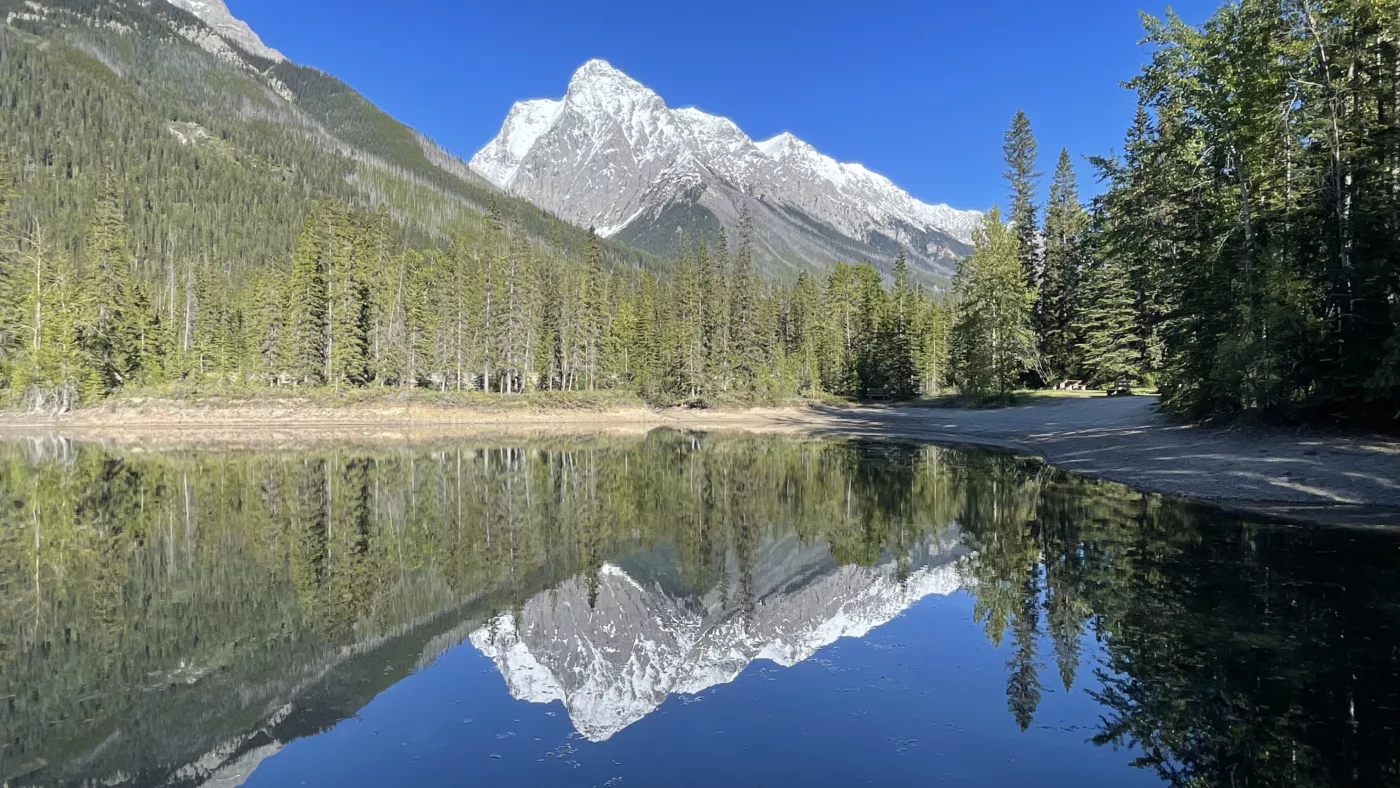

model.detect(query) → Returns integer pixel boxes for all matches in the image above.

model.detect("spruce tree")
[914,298,953,396]
[83,168,140,397]
[790,272,822,395]
[283,208,328,386]
[728,210,761,388]
[1075,253,1145,387]
[951,207,1038,401]
[705,226,731,388]
[674,236,704,396]
[0,153,17,367]
[1003,111,1043,297]
[326,203,371,390]
[581,229,606,390]
[882,249,918,399]
[1041,148,1089,381]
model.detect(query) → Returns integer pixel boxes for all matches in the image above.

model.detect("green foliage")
[1090,0,1400,425]
[951,208,1038,401]
[1003,110,1042,294]
[1040,149,1089,380]
[1075,250,1146,387]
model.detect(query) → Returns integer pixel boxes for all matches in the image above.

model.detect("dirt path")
[742,397,1400,527]
[4,396,1398,526]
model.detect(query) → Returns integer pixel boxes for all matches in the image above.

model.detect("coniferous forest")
[0,0,1396,427]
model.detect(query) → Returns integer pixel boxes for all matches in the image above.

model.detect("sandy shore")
[3,396,1397,527]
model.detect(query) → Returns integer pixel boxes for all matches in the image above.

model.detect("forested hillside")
[0,0,949,408]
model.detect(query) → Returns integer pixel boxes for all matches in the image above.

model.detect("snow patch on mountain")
[164,0,283,62]
[470,99,564,188]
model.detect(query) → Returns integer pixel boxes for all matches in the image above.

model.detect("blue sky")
[231,0,1220,212]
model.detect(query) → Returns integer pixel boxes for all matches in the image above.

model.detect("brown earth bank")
[2,395,1398,528]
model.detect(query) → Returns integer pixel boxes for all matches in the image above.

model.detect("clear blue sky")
[231,0,1220,212]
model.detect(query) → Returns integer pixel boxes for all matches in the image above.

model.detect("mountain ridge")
[165,0,283,62]
[472,59,981,281]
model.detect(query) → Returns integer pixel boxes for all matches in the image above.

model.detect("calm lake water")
[3,431,1399,787]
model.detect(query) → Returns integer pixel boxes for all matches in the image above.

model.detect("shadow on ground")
[765,396,1400,528]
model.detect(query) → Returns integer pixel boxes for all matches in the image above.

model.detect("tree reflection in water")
[1,431,1396,787]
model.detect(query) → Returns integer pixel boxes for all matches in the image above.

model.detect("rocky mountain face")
[470,528,968,741]
[164,0,283,62]
[471,60,982,282]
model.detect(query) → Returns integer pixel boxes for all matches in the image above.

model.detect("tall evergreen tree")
[1041,148,1090,380]
[83,168,141,397]
[1075,225,1146,388]
[914,298,953,397]
[881,249,919,399]
[581,228,606,390]
[705,226,731,388]
[728,210,762,388]
[282,209,328,386]
[1003,110,1043,299]
[952,207,1038,401]
[789,271,822,395]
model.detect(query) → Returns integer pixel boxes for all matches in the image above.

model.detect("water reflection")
[472,531,965,741]
[1,430,1397,787]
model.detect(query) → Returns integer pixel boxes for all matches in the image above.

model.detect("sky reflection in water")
[4,431,1398,787]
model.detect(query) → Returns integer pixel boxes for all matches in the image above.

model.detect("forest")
[0,0,1396,427]
[950,0,1400,426]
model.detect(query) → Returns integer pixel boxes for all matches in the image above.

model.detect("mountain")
[0,0,660,281]
[164,0,283,62]
[471,59,982,282]
[471,528,968,741]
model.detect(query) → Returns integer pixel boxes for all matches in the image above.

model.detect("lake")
[3,431,1398,787]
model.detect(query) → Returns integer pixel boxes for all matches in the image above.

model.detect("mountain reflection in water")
[1,430,1397,788]
[472,532,965,741]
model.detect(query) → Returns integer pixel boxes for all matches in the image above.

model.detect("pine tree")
[581,229,606,390]
[881,249,918,399]
[1003,110,1043,298]
[728,210,762,388]
[952,207,1038,401]
[83,168,141,397]
[283,209,328,386]
[1041,148,1089,381]
[1076,251,1145,387]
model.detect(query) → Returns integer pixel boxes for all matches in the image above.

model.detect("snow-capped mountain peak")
[164,0,284,62]
[470,59,981,280]
[756,131,815,162]
[566,59,656,109]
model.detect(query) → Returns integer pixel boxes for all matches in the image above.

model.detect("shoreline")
[3,396,1398,528]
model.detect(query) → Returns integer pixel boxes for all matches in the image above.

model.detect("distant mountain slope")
[472,59,981,281]
[0,0,660,276]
